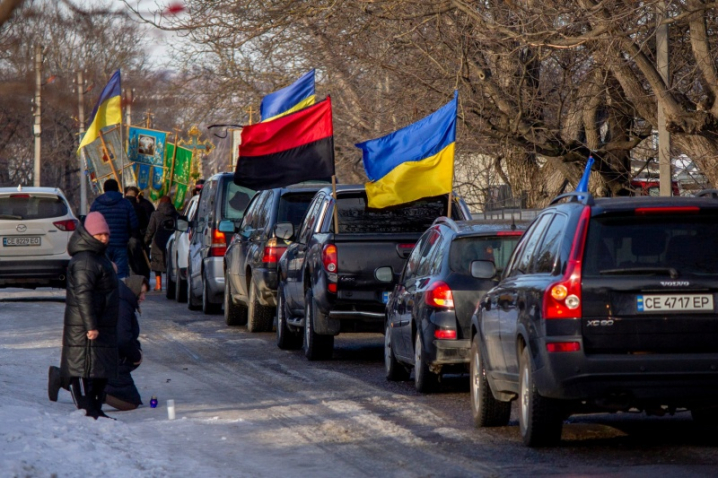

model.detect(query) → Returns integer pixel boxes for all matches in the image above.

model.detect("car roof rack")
[695,189,718,198]
[432,216,459,231]
[548,191,595,207]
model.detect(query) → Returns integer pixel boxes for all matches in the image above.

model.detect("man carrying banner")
[90,179,139,279]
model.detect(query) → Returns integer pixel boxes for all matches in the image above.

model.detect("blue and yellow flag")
[260,70,316,122]
[78,70,122,151]
[357,91,457,209]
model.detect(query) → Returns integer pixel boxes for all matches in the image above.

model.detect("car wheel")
[224,270,247,326]
[519,347,563,447]
[414,332,439,393]
[187,265,201,311]
[276,282,301,349]
[385,321,410,381]
[176,266,188,303]
[470,334,511,427]
[303,289,334,361]
[247,280,274,332]
[202,270,221,315]
[166,252,176,300]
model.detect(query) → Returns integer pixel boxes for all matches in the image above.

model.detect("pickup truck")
[275,185,471,360]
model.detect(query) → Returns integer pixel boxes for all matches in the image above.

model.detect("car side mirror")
[374,266,394,283]
[218,219,236,234]
[176,218,189,233]
[471,260,496,279]
[162,218,175,231]
[275,222,294,241]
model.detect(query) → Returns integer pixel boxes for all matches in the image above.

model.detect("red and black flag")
[234,97,334,189]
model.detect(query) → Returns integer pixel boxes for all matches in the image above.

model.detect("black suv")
[223,184,324,331]
[385,218,525,393]
[471,192,718,447]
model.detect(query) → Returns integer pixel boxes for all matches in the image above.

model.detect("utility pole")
[657,1,672,196]
[33,44,43,187]
[77,70,88,215]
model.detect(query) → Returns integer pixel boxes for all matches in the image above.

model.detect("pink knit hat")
[84,212,110,236]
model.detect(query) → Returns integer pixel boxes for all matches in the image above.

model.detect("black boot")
[48,366,62,402]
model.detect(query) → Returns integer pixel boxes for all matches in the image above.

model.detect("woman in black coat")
[144,196,177,290]
[104,275,148,411]
[60,212,118,419]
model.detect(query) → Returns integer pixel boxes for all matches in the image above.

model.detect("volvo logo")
[16,224,26,233]
[660,281,690,287]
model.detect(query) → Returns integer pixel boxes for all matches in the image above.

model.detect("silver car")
[166,194,199,302]
[0,186,77,289]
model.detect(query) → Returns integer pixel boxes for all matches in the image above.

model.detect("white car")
[0,186,77,289]
[166,194,199,302]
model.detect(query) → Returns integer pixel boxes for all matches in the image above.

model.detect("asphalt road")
[9,287,718,477]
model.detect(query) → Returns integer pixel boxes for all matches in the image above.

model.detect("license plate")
[3,236,41,247]
[637,294,714,313]
[382,291,390,304]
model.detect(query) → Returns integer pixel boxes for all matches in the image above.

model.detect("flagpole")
[98,129,121,184]
[168,128,180,195]
[332,175,339,234]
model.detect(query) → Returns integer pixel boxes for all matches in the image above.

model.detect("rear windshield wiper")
[0,214,22,220]
[599,267,679,279]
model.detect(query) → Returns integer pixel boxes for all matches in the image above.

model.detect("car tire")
[166,252,176,300]
[414,332,439,393]
[385,321,410,381]
[224,270,247,326]
[276,282,301,349]
[519,347,563,447]
[303,290,334,361]
[187,265,201,311]
[470,334,511,427]
[202,270,221,315]
[176,267,188,303]
[247,280,274,332]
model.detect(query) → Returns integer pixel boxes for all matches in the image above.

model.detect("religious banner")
[83,125,134,190]
[127,126,168,192]
[164,143,193,209]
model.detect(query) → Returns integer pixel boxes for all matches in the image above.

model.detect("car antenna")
[510,215,516,231]
[17,184,22,192]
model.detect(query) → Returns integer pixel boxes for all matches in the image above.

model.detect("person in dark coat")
[57,212,119,419]
[124,186,150,236]
[90,179,139,279]
[104,275,148,411]
[144,196,177,291]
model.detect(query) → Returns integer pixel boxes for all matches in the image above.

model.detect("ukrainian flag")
[357,91,457,209]
[260,70,316,122]
[78,70,122,152]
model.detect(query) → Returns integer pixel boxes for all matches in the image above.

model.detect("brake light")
[425,281,454,308]
[398,243,415,250]
[323,244,337,272]
[635,206,699,215]
[209,228,226,257]
[546,341,581,353]
[262,238,287,264]
[497,231,523,236]
[53,219,77,231]
[542,206,590,319]
[434,329,457,340]
[10,194,30,198]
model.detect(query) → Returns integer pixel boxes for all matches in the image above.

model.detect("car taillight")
[546,341,581,353]
[543,206,590,319]
[263,238,286,264]
[323,244,338,293]
[53,219,77,232]
[425,281,454,309]
[635,206,699,215]
[434,329,457,340]
[209,228,226,257]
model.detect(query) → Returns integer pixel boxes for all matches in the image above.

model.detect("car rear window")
[0,195,68,220]
[336,193,448,234]
[450,235,521,276]
[583,213,718,277]
[222,180,256,220]
[278,192,315,228]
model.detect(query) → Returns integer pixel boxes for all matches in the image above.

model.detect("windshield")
[222,180,256,220]
[450,236,520,276]
[336,193,448,234]
[278,192,315,229]
[0,195,68,220]
[583,213,718,277]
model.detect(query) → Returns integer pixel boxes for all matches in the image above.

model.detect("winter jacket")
[144,202,177,272]
[90,191,139,247]
[60,225,119,379]
[105,277,144,406]
[130,199,150,237]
